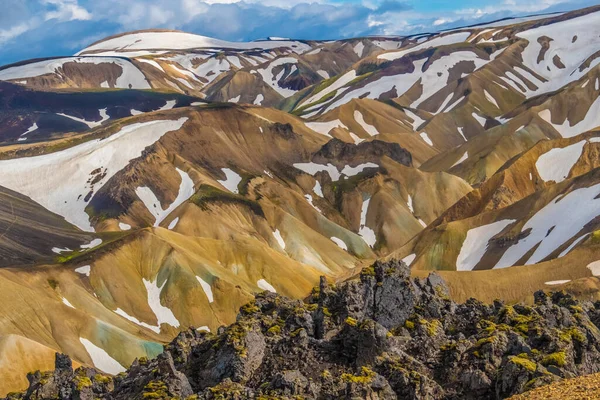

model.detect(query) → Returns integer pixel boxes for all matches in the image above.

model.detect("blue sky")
[0,0,598,66]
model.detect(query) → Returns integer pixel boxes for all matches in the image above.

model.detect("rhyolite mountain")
[1,5,600,397]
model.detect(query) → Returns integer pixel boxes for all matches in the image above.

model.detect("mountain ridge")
[1,5,600,397]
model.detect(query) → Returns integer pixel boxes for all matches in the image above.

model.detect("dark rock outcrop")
[313,138,413,168]
[8,260,600,399]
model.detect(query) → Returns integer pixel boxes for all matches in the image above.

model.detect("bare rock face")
[9,260,600,399]
[313,138,413,168]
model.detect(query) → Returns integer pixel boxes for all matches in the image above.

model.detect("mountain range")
[1,5,600,397]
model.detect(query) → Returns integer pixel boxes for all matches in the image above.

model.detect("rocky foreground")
[7,260,600,399]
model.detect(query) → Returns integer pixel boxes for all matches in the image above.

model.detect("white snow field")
[495,183,600,269]
[273,229,286,250]
[79,338,126,374]
[257,279,277,293]
[378,32,470,61]
[536,140,586,183]
[143,278,181,329]
[359,198,376,248]
[196,276,214,303]
[330,237,348,250]
[354,111,379,136]
[538,97,600,138]
[136,168,195,227]
[456,219,516,271]
[217,168,243,194]
[78,31,312,55]
[305,119,348,137]
[0,57,150,89]
[114,308,162,334]
[0,118,188,231]
[254,57,299,97]
[517,11,600,97]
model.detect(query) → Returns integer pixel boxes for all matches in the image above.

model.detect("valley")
[1,6,600,397]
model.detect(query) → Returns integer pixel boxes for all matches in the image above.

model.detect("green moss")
[361,265,376,277]
[293,91,337,115]
[569,305,584,314]
[322,307,332,317]
[404,320,415,330]
[290,328,305,338]
[425,319,441,337]
[143,380,169,399]
[347,71,374,86]
[440,342,457,351]
[341,366,376,384]
[190,184,264,217]
[509,355,537,372]
[240,301,260,314]
[267,325,281,336]
[475,336,496,347]
[591,230,600,244]
[541,351,567,367]
[74,376,92,391]
[225,323,251,357]
[93,374,112,384]
[345,317,358,327]
[559,327,586,343]
[47,279,59,290]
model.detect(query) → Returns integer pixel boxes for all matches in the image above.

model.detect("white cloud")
[0,23,32,45]
[43,0,92,22]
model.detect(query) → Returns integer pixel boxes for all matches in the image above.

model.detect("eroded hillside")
[1,5,600,397]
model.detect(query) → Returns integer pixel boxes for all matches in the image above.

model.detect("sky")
[0,0,599,66]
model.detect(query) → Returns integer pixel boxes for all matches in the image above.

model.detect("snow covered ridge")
[0,57,150,89]
[77,31,312,55]
[0,118,188,231]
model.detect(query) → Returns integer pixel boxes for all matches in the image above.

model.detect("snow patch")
[81,238,102,249]
[62,298,75,309]
[558,234,590,258]
[359,198,376,248]
[587,261,600,276]
[168,217,179,230]
[354,111,378,136]
[495,184,600,269]
[217,168,242,194]
[330,237,348,251]
[456,219,516,271]
[52,247,72,254]
[484,90,499,109]
[545,280,571,285]
[451,152,468,168]
[75,265,91,276]
[196,276,214,303]
[0,118,187,231]
[420,132,433,146]
[536,141,586,183]
[257,279,277,293]
[114,308,160,333]
[136,168,195,227]
[305,119,347,137]
[273,229,286,250]
[79,338,126,375]
[143,278,180,329]
[402,253,416,266]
